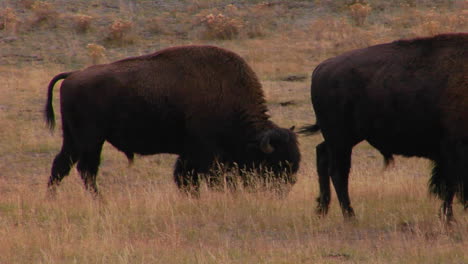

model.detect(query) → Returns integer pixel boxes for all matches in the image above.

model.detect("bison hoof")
[342,207,355,219]
[439,206,455,225]
[315,205,329,217]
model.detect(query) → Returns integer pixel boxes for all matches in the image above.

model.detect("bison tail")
[45,72,74,131]
[383,153,395,169]
[125,152,135,166]
[429,162,446,200]
[298,124,321,135]
[455,170,468,209]
[429,161,468,208]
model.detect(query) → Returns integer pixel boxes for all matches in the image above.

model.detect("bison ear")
[289,126,295,131]
[260,134,274,154]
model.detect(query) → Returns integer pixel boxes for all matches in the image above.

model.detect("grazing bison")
[45,45,300,195]
[301,33,467,221]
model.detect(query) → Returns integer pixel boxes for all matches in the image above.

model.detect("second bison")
[301,33,467,221]
[45,45,300,194]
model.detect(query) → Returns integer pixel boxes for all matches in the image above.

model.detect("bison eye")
[260,137,274,154]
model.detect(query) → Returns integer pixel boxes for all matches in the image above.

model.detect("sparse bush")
[193,3,283,40]
[106,19,134,43]
[306,16,375,57]
[198,12,243,40]
[145,17,165,34]
[316,0,361,13]
[86,43,106,65]
[389,8,467,38]
[19,0,35,9]
[0,8,19,34]
[71,14,92,33]
[243,2,277,38]
[349,2,372,26]
[30,1,58,26]
[420,21,441,36]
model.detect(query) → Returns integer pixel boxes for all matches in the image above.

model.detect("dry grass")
[348,2,372,26]
[70,13,93,33]
[0,0,467,263]
[29,0,58,27]
[197,12,243,40]
[86,43,106,65]
[0,7,18,34]
[106,19,135,44]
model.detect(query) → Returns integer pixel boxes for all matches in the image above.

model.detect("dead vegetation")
[0,0,467,263]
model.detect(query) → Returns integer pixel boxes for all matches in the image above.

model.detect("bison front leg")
[329,145,355,219]
[316,141,331,216]
[430,154,459,224]
[76,142,104,195]
[173,157,201,197]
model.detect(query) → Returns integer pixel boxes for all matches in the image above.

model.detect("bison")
[301,33,467,221]
[45,45,300,195]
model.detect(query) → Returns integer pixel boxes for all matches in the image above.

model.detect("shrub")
[71,14,92,33]
[198,12,243,40]
[390,8,467,38]
[19,0,35,9]
[192,3,285,40]
[0,8,19,34]
[306,16,375,57]
[30,1,58,26]
[106,19,134,43]
[86,43,106,65]
[348,2,372,26]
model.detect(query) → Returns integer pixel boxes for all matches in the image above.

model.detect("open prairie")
[0,0,467,263]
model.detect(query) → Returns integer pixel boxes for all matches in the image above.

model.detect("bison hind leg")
[47,146,79,196]
[47,127,79,196]
[125,152,134,165]
[316,141,331,216]
[382,153,394,168]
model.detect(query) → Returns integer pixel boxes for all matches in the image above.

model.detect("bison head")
[252,127,301,185]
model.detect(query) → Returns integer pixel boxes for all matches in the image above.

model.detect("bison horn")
[260,133,274,154]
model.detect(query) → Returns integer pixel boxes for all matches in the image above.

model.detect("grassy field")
[0,0,467,263]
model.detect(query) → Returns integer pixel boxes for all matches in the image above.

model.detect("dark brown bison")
[45,45,300,195]
[301,33,467,221]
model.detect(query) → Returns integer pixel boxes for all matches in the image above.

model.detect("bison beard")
[45,45,300,196]
[301,33,467,222]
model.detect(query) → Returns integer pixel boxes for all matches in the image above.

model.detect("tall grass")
[0,0,467,263]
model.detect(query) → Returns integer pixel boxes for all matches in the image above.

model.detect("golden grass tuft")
[86,43,106,65]
[106,19,135,44]
[19,0,35,9]
[29,0,58,27]
[389,7,468,38]
[193,3,283,40]
[348,2,372,26]
[0,8,19,34]
[198,12,243,40]
[70,14,93,33]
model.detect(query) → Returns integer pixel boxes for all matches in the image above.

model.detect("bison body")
[46,45,300,194]
[302,33,467,220]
